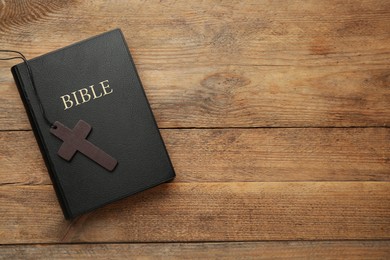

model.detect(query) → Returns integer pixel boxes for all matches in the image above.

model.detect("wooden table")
[1,0,389,258]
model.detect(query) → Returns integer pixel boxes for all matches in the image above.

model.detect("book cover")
[11,29,175,219]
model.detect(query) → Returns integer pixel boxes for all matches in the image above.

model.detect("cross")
[50,120,118,171]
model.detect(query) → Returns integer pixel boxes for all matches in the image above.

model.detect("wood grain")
[1,0,389,67]
[0,182,389,244]
[1,65,389,130]
[1,0,389,129]
[1,241,389,259]
[1,0,389,257]
[1,128,388,185]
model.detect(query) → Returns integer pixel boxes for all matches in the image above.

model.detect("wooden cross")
[50,120,118,171]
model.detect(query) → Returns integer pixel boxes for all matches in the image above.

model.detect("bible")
[11,29,175,219]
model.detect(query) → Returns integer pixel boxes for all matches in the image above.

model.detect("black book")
[11,29,175,219]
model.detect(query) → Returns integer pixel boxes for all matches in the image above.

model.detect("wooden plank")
[1,64,389,130]
[0,182,388,244]
[1,241,389,259]
[1,0,389,129]
[0,0,389,67]
[1,128,388,185]
[1,0,389,256]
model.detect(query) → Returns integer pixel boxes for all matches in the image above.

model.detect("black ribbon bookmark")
[0,50,118,171]
[1,50,53,126]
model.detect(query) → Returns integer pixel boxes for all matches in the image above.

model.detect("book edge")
[11,64,73,220]
[70,174,176,219]
[12,28,122,67]
[117,29,177,180]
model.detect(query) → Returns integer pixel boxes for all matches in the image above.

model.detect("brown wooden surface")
[0,182,389,243]
[0,0,389,259]
[1,241,390,260]
[1,128,389,185]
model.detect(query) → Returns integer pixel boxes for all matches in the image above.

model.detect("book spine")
[11,65,72,219]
